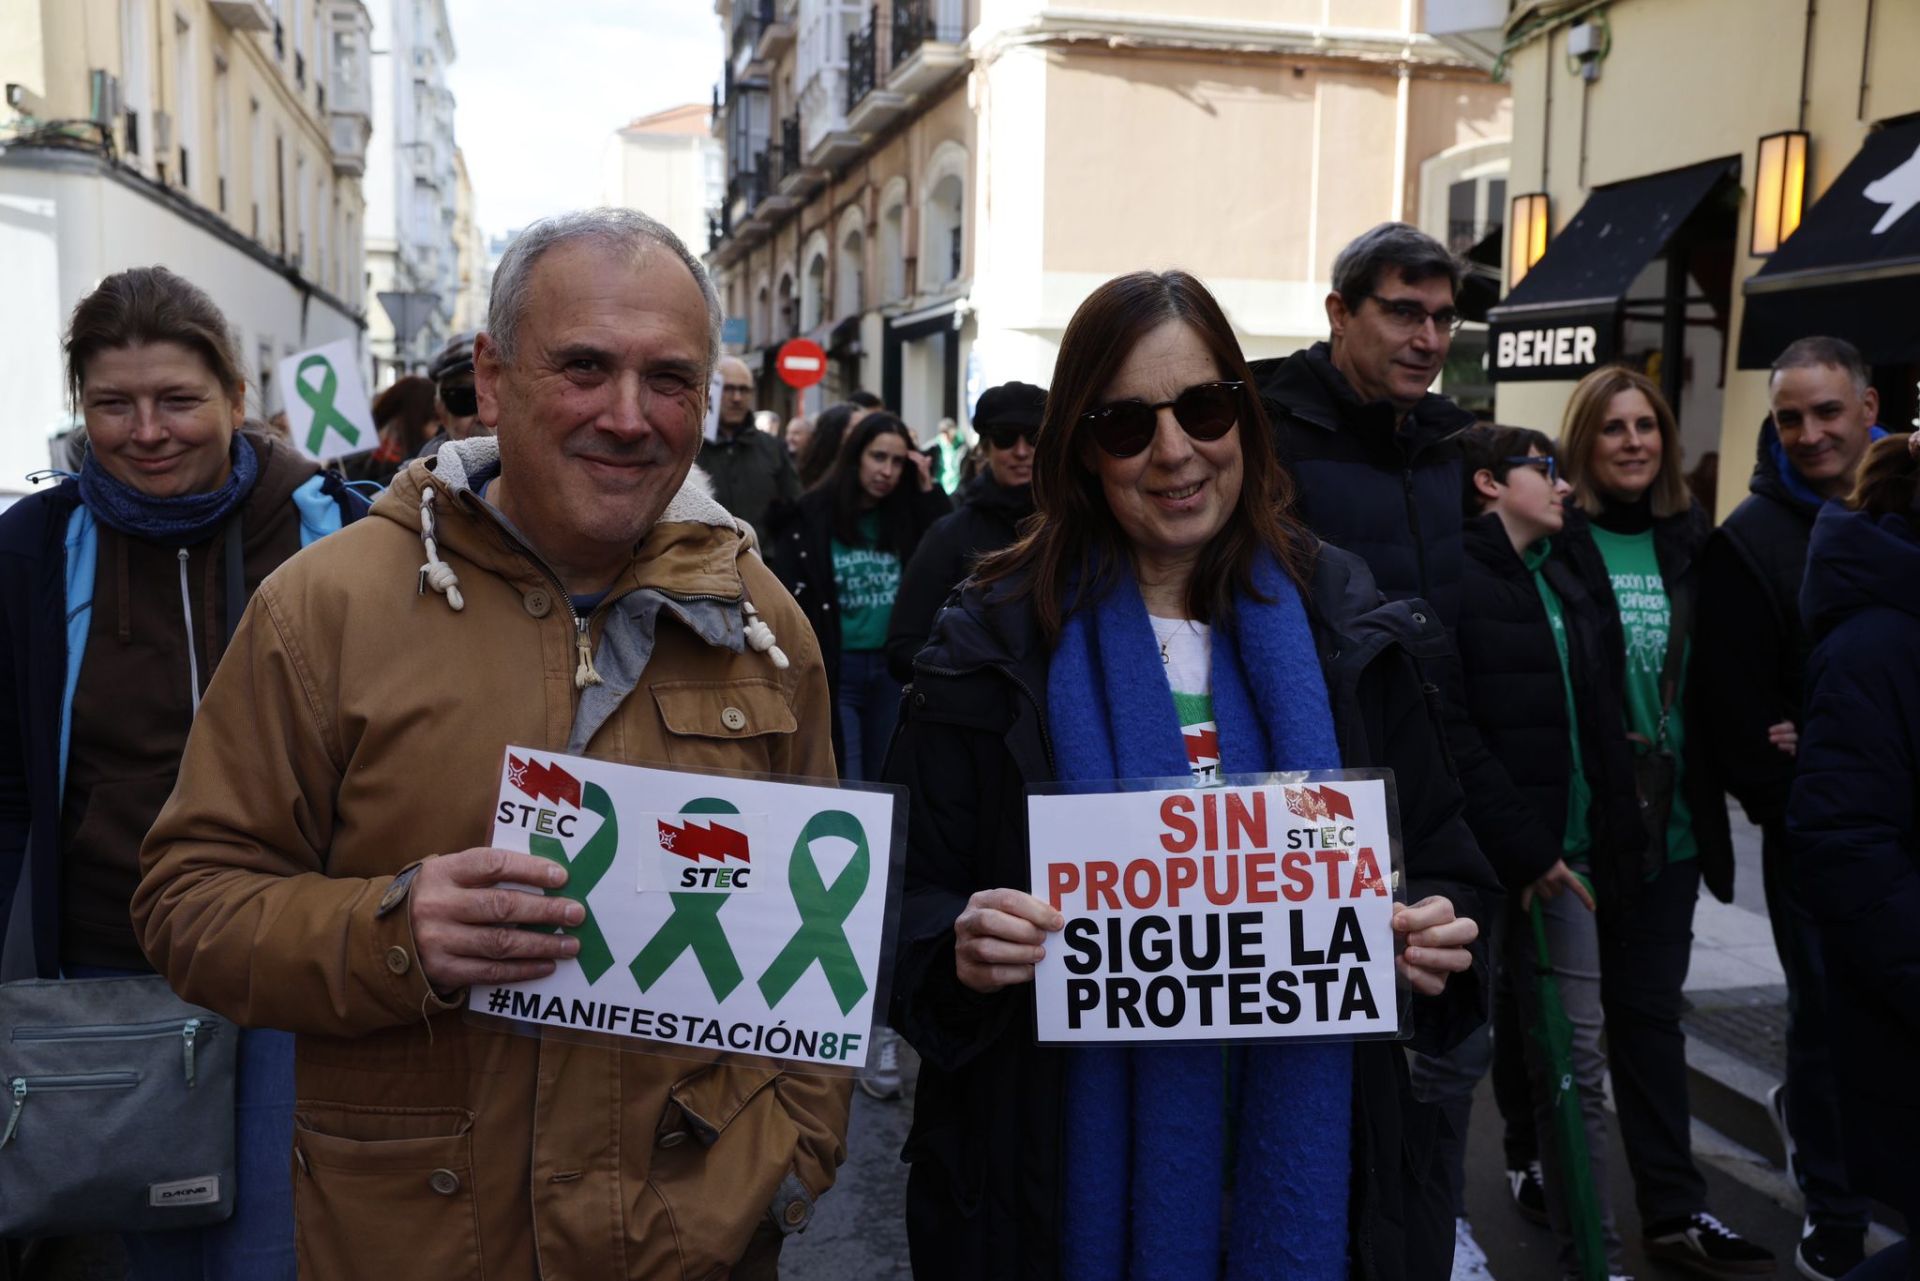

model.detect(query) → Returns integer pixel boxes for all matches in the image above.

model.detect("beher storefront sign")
[1487,309,1618,382]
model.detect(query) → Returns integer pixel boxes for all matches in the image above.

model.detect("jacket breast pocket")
[292,1104,482,1279]
[651,679,797,774]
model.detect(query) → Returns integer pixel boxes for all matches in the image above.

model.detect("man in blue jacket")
[1695,335,1884,1280]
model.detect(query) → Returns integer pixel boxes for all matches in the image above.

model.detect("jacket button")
[524,588,552,618]
[721,707,748,732]
[782,1199,808,1227]
[428,1168,460,1196]
[384,946,411,976]
[658,1130,689,1149]
[1411,611,1428,625]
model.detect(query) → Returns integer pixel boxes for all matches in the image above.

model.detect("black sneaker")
[1794,1223,1867,1281]
[1643,1213,1775,1276]
[1507,1160,1549,1226]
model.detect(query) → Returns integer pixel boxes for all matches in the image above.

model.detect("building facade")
[451,144,486,332]
[0,0,372,487]
[705,0,1511,435]
[1471,0,1920,519]
[602,102,724,261]
[361,0,458,381]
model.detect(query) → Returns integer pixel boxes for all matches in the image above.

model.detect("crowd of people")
[0,207,1913,1281]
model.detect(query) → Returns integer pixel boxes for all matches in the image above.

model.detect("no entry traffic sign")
[775,338,828,389]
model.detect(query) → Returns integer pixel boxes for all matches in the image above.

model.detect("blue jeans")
[837,649,902,783]
[65,967,296,1281]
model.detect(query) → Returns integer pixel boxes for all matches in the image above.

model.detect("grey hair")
[1329,222,1464,308]
[487,207,722,373]
[1771,335,1871,396]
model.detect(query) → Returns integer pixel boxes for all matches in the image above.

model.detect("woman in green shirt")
[1557,366,1770,1276]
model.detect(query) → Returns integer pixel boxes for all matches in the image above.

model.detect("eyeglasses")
[1504,454,1559,483]
[440,382,477,417]
[1368,295,1465,335]
[1080,381,1245,459]
[982,424,1034,450]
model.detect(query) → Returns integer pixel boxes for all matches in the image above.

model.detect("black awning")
[1739,114,1920,368]
[1487,157,1738,382]
[1456,225,1503,325]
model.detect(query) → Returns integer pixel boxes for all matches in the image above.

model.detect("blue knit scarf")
[77,436,258,541]
[1049,549,1352,1281]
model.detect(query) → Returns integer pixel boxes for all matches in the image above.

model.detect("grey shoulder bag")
[0,896,238,1237]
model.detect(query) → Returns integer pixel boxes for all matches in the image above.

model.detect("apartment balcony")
[889,0,965,98]
[800,76,864,169]
[775,113,824,199]
[733,0,771,78]
[845,10,906,134]
[329,108,369,176]
[754,0,796,64]
[757,148,801,216]
[207,0,271,31]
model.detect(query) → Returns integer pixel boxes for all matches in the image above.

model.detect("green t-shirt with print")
[1589,524,1696,864]
[831,511,901,652]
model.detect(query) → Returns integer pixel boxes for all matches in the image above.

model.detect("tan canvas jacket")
[132,440,850,1279]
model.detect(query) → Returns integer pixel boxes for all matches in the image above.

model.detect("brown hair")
[1558,365,1691,518]
[372,375,440,454]
[1846,433,1919,518]
[64,266,245,410]
[977,270,1311,642]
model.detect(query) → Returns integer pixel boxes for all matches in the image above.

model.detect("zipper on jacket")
[176,548,202,714]
[1,1072,142,1150]
[1402,469,1432,602]
[12,1018,205,1044]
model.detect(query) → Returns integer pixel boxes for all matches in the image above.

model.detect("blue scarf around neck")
[78,435,259,542]
[1048,549,1353,1281]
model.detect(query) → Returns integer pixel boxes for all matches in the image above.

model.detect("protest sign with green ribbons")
[296,354,364,454]
[630,798,747,1000]
[527,782,619,983]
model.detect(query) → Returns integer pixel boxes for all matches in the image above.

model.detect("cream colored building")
[0,0,372,485]
[602,102,724,260]
[451,145,486,332]
[706,0,1511,434]
[1467,0,1920,519]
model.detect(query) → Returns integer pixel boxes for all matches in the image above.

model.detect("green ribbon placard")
[758,810,871,1015]
[296,354,363,454]
[527,782,618,983]
[630,798,746,1001]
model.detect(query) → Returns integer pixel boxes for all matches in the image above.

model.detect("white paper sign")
[470,748,898,1070]
[1027,775,1402,1044]
[276,339,375,462]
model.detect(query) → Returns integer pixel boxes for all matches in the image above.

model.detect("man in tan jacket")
[133,208,850,1279]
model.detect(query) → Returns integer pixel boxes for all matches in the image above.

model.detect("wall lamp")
[1508,192,1550,289]
[1751,130,1808,256]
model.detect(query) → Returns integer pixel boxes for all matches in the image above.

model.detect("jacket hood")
[1250,342,1475,449]
[240,430,322,525]
[960,472,1034,518]
[1801,504,1920,642]
[1463,511,1528,574]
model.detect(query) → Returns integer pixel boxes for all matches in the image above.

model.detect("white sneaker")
[1452,1217,1495,1281]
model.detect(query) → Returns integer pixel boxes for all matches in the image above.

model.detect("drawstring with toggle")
[574,616,603,689]
[417,486,464,611]
[742,597,789,670]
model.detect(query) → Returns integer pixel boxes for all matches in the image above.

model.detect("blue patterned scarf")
[77,435,258,542]
[1048,548,1352,1281]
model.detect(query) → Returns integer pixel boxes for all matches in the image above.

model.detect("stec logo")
[641,810,768,894]
[496,754,585,838]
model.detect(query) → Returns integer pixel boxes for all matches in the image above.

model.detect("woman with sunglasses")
[1557,367,1772,1275]
[884,270,1499,1280]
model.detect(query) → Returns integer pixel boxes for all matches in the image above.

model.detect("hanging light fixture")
[1751,130,1809,256]
[1508,192,1550,288]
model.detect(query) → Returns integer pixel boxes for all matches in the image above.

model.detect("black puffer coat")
[885,543,1502,1281]
[884,473,1033,682]
[1564,496,1736,902]
[1457,513,1646,904]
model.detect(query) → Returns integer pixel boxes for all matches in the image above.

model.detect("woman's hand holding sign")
[410,847,586,993]
[955,888,1064,994]
[1391,896,1477,996]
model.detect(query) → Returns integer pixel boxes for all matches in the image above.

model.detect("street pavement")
[781,1047,919,1281]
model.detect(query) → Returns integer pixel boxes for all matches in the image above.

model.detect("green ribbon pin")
[296,355,363,454]
[630,798,746,1001]
[527,782,618,983]
[757,810,871,1015]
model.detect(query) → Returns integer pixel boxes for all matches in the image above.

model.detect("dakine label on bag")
[472,749,899,1069]
[1028,774,1403,1045]
[150,1176,220,1208]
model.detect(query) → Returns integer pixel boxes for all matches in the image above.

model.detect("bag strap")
[1652,580,1693,747]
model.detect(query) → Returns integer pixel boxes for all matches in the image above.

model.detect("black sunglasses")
[982,424,1035,449]
[440,382,478,417]
[1504,454,1558,484]
[1080,380,1245,458]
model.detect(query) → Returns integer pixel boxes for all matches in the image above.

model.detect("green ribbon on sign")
[296,355,363,453]
[629,798,746,1001]
[757,810,871,1015]
[527,782,618,983]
